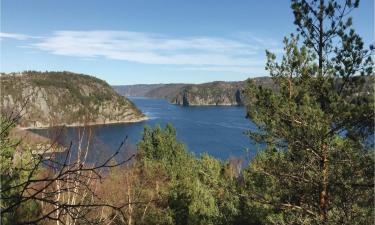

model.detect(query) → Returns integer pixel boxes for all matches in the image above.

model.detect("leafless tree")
[0,106,142,225]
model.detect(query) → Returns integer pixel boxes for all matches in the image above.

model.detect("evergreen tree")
[138,125,240,225]
[242,0,374,224]
[0,116,41,224]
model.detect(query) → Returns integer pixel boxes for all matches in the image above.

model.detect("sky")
[0,0,373,85]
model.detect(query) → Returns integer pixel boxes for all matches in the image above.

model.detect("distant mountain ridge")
[113,77,276,106]
[1,71,147,128]
[170,81,244,106]
[112,84,166,97]
[113,75,373,107]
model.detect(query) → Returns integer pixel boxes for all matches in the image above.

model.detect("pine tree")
[242,1,374,224]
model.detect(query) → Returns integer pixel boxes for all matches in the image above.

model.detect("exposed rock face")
[168,76,374,106]
[112,77,277,106]
[171,81,245,106]
[170,78,277,106]
[1,71,147,128]
[113,76,374,107]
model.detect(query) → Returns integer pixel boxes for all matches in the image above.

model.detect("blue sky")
[0,0,373,85]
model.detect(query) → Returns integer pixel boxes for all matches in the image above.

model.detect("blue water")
[31,97,260,162]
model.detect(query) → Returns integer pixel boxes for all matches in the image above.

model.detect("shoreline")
[18,116,149,130]
[127,96,244,107]
[171,102,243,107]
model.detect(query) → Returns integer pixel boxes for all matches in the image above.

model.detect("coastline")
[18,115,149,130]
[127,96,243,107]
[172,102,242,107]
[10,127,67,154]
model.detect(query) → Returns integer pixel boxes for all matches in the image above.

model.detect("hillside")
[113,77,276,106]
[112,84,165,97]
[114,75,373,106]
[144,83,190,99]
[0,71,147,128]
[170,81,244,106]
[170,77,277,106]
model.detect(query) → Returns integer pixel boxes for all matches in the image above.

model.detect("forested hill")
[113,77,276,106]
[0,71,147,128]
[114,76,373,106]
[112,84,166,97]
[170,81,244,106]
[170,77,277,106]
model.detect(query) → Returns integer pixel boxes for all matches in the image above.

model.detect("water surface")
[31,97,259,162]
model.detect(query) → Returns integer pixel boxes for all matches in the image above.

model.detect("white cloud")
[0,32,39,40]
[4,30,281,73]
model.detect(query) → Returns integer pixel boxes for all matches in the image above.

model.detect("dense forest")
[1,0,374,225]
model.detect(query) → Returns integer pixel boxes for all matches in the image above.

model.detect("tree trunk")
[127,174,133,225]
[318,0,324,76]
[319,143,329,224]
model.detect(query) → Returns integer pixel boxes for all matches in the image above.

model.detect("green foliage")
[242,1,374,224]
[0,116,41,224]
[0,71,144,127]
[291,0,373,76]
[173,81,245,106]
[2,1,374,224]
[30,71,113,104]
[138,124,240,225]
[139,123,188,165]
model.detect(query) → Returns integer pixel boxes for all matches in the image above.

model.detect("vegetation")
[0,111,134,225]
[144,84,191,101]
[1,0,373,225]
[116,75,372,106]
[243,0,374,224]
[0,71,145,127]
[114,78,276,106]
[112,84,166,97]
[170,81,244,106]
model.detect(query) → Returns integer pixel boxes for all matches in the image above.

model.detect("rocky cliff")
[167,77,276,106]
[113,76,373,107]
[1,71,147,128]
[112,77,276,106]
[171,81,244,106]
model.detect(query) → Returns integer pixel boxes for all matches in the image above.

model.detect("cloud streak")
[2,30,280,74]
[0,32,37,40]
